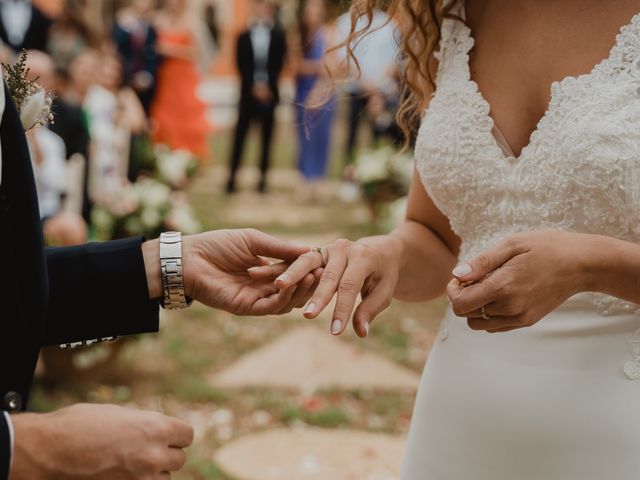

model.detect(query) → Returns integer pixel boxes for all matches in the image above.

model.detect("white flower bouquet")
[154,145,199,189]
[91,176,201,240]
[354,146,414,216]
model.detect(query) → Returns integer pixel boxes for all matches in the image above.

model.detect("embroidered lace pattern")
[415,8,640,378]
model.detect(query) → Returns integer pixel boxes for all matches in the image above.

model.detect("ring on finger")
[312,247,327,267]
[480,305,490,321]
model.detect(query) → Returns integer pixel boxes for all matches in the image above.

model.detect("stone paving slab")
[214,427,404,480]
[209,325,419,391]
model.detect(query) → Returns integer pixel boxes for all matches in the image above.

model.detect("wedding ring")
[312,247,327,267]
[481,305,490,321]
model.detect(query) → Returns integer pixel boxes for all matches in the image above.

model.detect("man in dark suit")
[0,77,317,477]
[226,0,286,194]
[113,0,160,113]
[0,0,51,54]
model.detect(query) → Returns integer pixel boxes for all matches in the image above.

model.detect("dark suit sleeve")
[0,411,11,480]
[42,237,159,346]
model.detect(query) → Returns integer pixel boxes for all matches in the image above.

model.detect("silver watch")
[160,231,190,309]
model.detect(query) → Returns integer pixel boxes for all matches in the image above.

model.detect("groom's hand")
[144,229,318,315]
[10,403,193,480]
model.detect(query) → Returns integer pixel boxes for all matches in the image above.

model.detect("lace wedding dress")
[402,5,640,480]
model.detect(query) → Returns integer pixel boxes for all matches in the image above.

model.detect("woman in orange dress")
[151,0,211,162]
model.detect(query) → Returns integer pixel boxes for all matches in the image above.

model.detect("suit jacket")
[236,25,286,104]
[0,5,52,53]
[0,84,159,477]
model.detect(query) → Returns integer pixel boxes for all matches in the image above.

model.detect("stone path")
[214,427,405,480]
[210,325,420,391]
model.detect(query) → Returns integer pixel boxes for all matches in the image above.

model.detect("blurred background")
[11,0,446,478]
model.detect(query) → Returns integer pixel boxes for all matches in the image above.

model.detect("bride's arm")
[391,169,460,301]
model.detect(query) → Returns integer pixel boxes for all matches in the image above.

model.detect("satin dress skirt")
[401,294,640,480]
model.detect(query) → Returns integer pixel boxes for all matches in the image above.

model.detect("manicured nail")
[364,322,370,337]
[304,303,316,315]
[331,319,342,335]
[452,262,472,277]
[276,273,289,284]
[247,266,259,272]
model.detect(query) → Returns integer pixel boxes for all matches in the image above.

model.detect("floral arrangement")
[3,50,54,131]
[128,138,198,188]
[91,176,201,240]
[354,145,414,220]
[154,145,198,189]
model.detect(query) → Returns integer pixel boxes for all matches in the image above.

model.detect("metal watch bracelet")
[160,231,190,309]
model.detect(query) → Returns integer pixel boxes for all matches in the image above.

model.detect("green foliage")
[281,405,350,428]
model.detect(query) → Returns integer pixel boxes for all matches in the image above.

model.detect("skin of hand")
[251,235,405,337]
[251,83,273,104]
[447,229,591,333]
[143,229,320,316]
[9,403,193,480]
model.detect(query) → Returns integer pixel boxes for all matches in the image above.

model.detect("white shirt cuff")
[2,412,13,476]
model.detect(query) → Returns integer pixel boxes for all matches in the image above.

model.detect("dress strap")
[434,1,473,77]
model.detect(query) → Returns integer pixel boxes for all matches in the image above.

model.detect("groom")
[0,78,317,479]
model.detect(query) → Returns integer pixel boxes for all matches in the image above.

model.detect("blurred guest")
[0,0,51,54]
[26,49,92,222]
[150,0,210,161]
[226,0,286,194]
[63,48,98,107]
[84,52,146,194]
[47,0,92,70]
[204,3,219,47]
[24,51,88,246]
[336,7,399,165]
[113,0,160,113]
[26,127,88,246]
[292,0,335,198]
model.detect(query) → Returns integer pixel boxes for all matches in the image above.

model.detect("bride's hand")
[447,230,589,332]
[264,235,404,337]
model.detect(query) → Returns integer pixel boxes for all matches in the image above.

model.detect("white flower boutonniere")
[3,50,54,131]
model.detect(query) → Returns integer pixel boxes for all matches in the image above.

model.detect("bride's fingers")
[247,262,289,280]
[353,279,394,337]
[330,262,368,336]
[467,316,521,331]
[275,250,324,289]
[302,249,348,319]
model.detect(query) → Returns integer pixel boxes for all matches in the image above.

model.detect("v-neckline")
[459,9,640,164]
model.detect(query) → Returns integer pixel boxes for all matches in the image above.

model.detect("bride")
[253,0,640,477]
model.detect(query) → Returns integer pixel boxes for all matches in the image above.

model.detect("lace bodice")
[416,9,640,318]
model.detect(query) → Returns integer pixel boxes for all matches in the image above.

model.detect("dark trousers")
[227,98,276,191]
[346,91,380,165]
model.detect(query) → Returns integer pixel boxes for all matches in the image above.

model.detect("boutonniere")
[3,50,54,131]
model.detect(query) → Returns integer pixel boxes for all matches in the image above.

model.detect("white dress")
[402,6,640,480]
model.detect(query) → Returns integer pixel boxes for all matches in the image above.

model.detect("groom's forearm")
[142,238,161,299]
[43,237,159,346]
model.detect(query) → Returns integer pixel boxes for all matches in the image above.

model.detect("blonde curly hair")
[335,0,458,144]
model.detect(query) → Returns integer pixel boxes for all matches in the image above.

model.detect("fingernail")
[331,319,342,335]
[304,303,316,315]
[452,262,472,277]
[363,322,370,337]
[247,266,259,272]
[276,273,289,284]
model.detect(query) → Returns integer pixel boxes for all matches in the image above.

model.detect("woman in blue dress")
[293,0,336,194]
